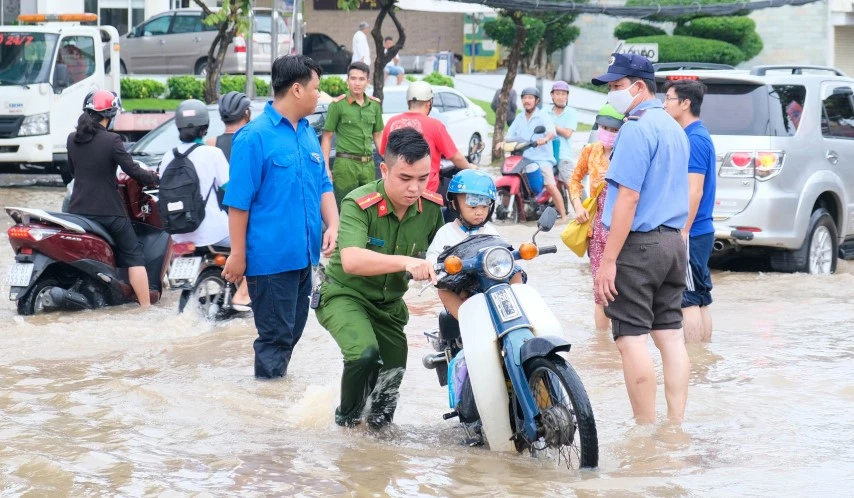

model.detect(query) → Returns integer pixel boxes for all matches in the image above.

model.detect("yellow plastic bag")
[561,184,604,257]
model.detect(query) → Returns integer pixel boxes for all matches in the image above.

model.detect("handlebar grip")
[539,245,558,255]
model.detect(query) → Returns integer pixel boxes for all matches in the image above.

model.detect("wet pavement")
[1,177,853,496]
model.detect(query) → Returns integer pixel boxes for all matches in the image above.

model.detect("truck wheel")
[770,208,838,274]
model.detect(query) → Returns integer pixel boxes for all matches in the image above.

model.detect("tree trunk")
[203,28,237,104]
[370,0,405,103]
[492,13,526,159]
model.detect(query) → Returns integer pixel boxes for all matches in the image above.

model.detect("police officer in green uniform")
[321,61,384,206]
[316,127,445,428]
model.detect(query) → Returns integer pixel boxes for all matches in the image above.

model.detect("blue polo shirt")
[548,106,578,161]
[223,102,333,276]
[685,120,716,237]
[603,99,689,232]
[506,107,557,165]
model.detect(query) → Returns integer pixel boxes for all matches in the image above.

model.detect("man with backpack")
[157,99,250,309]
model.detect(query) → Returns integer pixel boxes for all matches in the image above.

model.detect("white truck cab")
[0,13,120,183]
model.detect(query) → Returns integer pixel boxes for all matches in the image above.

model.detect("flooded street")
[1,178,853,496]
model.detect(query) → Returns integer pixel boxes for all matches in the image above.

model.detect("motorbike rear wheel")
[182,267,237,321]
[521,354,598,469]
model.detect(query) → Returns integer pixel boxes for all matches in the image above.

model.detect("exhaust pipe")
[713,240,731,253]
[44,287,91,311]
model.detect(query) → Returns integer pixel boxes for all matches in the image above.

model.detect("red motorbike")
[5,174,171,315]
[494,126,569,223]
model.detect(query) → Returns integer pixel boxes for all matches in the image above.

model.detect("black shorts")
[605,227,687,340]
[86,214,146,267]
[683,232,714,308]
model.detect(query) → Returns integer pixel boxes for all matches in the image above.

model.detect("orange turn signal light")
[214,254,227,266]
[444,256,463,275]
[519,243,539,260]
[18,13,98,23]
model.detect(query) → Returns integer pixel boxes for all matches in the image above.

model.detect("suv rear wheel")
[770,208,838,274]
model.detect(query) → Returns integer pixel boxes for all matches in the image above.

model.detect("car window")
[171,13,202,34]
[318,35,339,53]
[431,93,446,113]
[57,36,96,85]
[382,91,410,114]
[771,85,806,136]
[255,14,289,35]
[141,15,172,36]
[441,92,467,110]
[821,86,854,139]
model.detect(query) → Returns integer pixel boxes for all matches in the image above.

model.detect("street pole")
[271,0,279,64]
[245,2,256,98]
[293,0,302,55]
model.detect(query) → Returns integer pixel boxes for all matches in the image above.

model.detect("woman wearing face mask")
[66,90,160,308]
[569,104,624,331]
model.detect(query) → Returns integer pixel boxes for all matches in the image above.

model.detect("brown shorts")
[605,227,687,340]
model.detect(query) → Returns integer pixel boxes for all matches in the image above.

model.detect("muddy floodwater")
[1,178,853,496]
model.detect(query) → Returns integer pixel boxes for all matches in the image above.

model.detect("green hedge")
[167,76,205,100]
[120,78,166,99]
[674,16,762,60]
[423,71,454,88]
[613,22,666,40]
[625,0,749,23]
[319,76,347,97]
[628,35,745,66]
[220,75,270,96]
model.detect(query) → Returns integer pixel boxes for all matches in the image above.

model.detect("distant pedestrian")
[383,36,405,86]
[321,61,384,206]
[591,53,691,424]
[491,87,517,127]
[548,81,579,189]
[663,79,717,343]
[352,21,372,66]
[222,55,339,379]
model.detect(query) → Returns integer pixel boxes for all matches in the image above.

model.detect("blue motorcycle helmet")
[446,169,498,232]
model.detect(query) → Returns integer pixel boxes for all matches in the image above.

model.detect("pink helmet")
[551,81,570,93]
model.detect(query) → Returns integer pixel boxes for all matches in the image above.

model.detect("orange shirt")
[569,142,611,201]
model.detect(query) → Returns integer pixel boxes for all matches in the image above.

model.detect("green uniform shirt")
[323,93,384,156]
[325,180,445,304]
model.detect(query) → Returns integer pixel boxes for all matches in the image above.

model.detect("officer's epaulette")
[421,190,444,206]
[355,192,383,210]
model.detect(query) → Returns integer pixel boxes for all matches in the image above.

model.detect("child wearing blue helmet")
[427,170,524,318]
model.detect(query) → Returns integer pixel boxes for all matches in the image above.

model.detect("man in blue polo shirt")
[592,53,691,424]
[222,55,340,379]
[664,79,717,343]
[497,87,568,222]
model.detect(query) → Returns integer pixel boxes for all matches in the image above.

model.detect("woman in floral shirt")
[569,104,624,331]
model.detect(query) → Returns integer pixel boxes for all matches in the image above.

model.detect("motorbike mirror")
[537,207,558,232]
[533,125,546,134]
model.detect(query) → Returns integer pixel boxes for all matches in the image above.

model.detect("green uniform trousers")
[315,281,409,427]
[333,157,377,207]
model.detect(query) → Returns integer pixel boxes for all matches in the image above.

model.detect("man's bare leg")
[545,183,568,220]
[682,306,704,343]
[615,334,657,423]
[700,307,713,342]
[651,328,690,423]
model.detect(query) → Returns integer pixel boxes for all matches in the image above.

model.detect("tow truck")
[0,13,122,183]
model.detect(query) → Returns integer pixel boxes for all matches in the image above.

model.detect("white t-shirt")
[352,31,371,65]
[158,142,230,246]
[426,221,500,265]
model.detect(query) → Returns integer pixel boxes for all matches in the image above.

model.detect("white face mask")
[607,81,639,115]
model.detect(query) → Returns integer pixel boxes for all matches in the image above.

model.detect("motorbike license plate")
[5,263,34,287]
[490,287,522,322]
[169,257,202,282]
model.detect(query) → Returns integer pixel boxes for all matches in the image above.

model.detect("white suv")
[655,64,854,274]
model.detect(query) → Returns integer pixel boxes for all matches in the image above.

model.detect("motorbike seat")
[47,211,116,246]
[439,310,461,342]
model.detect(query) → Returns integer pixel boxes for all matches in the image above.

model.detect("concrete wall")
[303,2,464,61]
[569,1,830,82]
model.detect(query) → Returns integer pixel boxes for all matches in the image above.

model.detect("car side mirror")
[537,207,558,232]
[53,63,70,93]
[533,125,546,134]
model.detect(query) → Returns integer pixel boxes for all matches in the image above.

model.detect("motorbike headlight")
[482,247,514,280]
[18,113,49,137]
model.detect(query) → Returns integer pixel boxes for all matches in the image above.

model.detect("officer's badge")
[608,55,616,67]
[311,152,322,163]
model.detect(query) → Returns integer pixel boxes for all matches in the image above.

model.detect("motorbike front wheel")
[522,354,598,469]
[181,267,236,321]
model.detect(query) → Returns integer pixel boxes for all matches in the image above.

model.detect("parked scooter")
[420,207,598,469]
[170,242,243,320]
[5,174,170,315]
[494,126,569,223]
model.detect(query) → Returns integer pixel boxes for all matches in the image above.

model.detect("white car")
[381,85,490,164]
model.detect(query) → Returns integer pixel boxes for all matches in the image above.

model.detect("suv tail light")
[234,35,246,53]
[8,226,59,241]
[719,151,785,181]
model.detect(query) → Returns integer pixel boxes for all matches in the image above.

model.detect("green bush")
[613,22,666,40]
[674,16,763,61]
[319,76,348,97]
[625,0,749,24]
[167,76,204,100]
[220,75,270,96]
[574,82,609,94]
[628,35,745,66]
[120,78,166,99]
[423,71,454,88]
[405,74,417,82]
[739,30,764,61]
